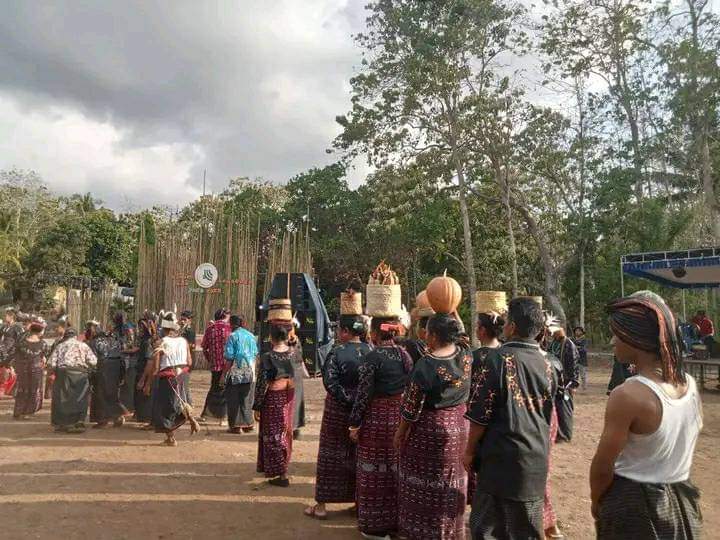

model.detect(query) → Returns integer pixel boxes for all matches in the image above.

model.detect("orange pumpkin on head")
[426,270,462,314]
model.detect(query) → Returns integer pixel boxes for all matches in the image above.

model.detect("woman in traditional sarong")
[592,291,703,539]
[134,312,157,425]
[44,316,71,399]
[395,314,472,540]
[49,328,97,433]
[88,322,132,428]
[151,314,193,446]
[466,311,504,507]
[349,316,413,538]
[305,314,371,520]
[223,315,258,433]
[253,322,296,487]
[10,319,48,419]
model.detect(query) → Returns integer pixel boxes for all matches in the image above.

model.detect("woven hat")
[267,298,293,322]
[340,290,363,316]
[476,291,507,314]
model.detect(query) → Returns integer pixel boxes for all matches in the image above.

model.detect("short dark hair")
[181,310,193,319]
[339,315,366,337]
[427,314,461,345]
[507,297,545,338]
[229,315,244,329]
[269,323,289,342]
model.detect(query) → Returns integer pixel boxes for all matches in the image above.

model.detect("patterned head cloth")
[606,290,685,385]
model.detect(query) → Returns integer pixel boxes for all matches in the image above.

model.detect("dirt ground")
[0,358,718,539]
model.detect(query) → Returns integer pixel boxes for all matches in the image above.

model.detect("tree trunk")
[579,250,585,328]
[513,201,567,323]
[501,168,519,297]
[453,158,478,346]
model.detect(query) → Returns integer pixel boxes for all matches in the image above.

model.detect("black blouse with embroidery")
[322,341,373,408]
[400,346,473,422]
[252,350,295,411]
[465,339,557,501]
[348,345,413,428]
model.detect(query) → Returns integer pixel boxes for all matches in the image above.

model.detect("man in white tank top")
[590,291,703,540]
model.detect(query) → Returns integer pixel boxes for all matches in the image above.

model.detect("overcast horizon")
[0,1,373,211]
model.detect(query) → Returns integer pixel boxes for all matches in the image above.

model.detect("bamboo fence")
[65,282,115,329]
[135,210,260,334]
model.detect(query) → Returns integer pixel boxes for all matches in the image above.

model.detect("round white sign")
[194,263,219,289]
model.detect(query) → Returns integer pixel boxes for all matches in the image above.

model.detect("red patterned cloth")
[356,394,402,536]
[257,387,294,477]
[201,320,232,372]
[315,393,357,503]
[399,404,469,540]
[0,366,16,396]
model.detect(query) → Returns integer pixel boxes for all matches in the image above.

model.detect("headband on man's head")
[607,291,685,385]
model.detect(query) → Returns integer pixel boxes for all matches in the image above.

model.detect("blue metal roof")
[621,248,720,289]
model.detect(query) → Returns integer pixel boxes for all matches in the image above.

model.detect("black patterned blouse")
[252,350,295,411]
[322,341,373,408]
[400,346,472,422]
[348,345,413,428]
[9,338,49,368]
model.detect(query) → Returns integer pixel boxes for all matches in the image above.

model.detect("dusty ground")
[0,358,718,539]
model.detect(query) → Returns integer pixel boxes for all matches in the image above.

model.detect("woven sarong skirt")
[399,404,468,540]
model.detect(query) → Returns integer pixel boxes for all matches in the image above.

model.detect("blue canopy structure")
[621,247,720,292]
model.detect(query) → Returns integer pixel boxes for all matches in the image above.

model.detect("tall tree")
[335,0,526,341]
[542,0,655,201]
[658,0,720,240]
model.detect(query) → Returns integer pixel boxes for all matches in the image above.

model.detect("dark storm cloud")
[0,1,363,199]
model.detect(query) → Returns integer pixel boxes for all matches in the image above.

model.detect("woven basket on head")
[476,291,507,314]
[267,298,293,322]
[516,295,543,309]
[366,284,402,317]
[340,291,363,315]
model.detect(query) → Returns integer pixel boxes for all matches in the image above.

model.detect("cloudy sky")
[0,1,367,210]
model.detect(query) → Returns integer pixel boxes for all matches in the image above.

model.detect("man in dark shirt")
[464,297,556,540]
[179,310,196,353]
[548,320,579,442]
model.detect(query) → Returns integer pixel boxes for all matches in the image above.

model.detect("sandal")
[268,477,290,487]
[545,527,564,539]
[162,438,178,447]
[304,505,328,520]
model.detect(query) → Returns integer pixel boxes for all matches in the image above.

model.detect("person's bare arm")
[186,343,193,369]
[463,423,486,473]
[590,385,635,519]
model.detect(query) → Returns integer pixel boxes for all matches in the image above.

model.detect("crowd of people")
[0,284,706,539]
